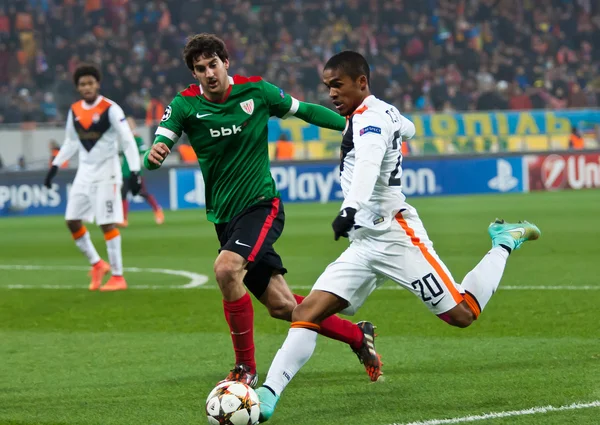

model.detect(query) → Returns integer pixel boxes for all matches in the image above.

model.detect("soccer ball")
[206,381,260,425]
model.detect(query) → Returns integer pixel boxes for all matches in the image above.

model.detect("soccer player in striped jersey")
[44,64,142,291]
[256,51,542,421]
[144,34,380,387]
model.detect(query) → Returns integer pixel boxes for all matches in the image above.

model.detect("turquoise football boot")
[488,219,541,252]
[256,386,280,423]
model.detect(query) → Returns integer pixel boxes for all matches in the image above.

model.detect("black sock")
[499,244,512,254]
[263,385,277,397]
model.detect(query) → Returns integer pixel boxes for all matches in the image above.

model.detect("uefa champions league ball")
[206,381,260,425]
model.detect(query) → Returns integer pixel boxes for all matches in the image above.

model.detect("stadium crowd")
[1,0,600,124]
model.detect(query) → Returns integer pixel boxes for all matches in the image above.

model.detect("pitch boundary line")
[389,400,600,425]
[0,264,208,288]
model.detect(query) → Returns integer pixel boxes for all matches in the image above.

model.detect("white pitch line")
[0,265,597,291]
[389,400,600,425]
[0,264,208,288]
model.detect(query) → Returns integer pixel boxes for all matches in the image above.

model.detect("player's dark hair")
[324,51,370,85]
[73,64,101,85]
[183,33,229,71]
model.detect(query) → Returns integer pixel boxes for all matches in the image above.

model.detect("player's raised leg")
[456,219,541,319]
[393,208,540,326]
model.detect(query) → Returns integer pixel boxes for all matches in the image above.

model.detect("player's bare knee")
[453,312,474,328]
[452,309,475,328]
[214,257,244,286]
[100,223,116,233]
[66,220,82,233]
[440,304,475,328]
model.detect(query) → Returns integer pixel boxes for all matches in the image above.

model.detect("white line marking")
[0,264,208,288]
[390,400,600,425]
[0,265,598,291]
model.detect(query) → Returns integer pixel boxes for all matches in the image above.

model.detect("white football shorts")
[312,203,464,316]
[65,182,123,225]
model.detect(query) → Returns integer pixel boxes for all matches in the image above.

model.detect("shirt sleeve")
[400,114,416,139]
[341,111,390,211]
[154,95,189,145]
[259,80,298,119]
[52,110,79,167]
[293,101,347,131]
[109,103,141,173]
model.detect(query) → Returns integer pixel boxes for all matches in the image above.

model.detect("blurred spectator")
[177,140,197,164]
[7,155,27,171]
[40,92,58,122]
[569,126,585,150]
[275,133,294,161]
[1,0,599,120]
[509,86,533,110]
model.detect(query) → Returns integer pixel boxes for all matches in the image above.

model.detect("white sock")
[74,230,101,265]
[105,232,123,276]
[263,328,318,396]
[461,247,509,313]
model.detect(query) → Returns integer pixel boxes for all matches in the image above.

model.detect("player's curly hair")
[73,64,101,85]
[183,33,229,71]
[324,51,370,85]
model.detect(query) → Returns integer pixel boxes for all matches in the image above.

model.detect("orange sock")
[104,228,120,241]
[71,226,87,240]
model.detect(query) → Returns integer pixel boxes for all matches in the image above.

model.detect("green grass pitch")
[0,190,599,425]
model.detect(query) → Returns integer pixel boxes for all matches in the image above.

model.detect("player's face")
[77,76,100,103]
[192,54,230,99]
[322,68,368,116]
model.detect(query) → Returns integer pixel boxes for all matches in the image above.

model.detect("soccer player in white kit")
[44,64,142,292]
[256,51,541,421]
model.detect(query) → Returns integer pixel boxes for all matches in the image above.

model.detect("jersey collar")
[81,95,104,110]
[201,76,235,103]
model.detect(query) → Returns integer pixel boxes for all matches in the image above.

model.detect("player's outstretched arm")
[260,79,346,131]
[293,101,347,131]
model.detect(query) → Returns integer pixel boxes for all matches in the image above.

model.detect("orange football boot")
[154,208,164,225]
[89,260,111,291]
[100,275,128,292]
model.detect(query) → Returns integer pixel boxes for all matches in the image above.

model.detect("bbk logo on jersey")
[210,124,243,137]
[240,99,254,115]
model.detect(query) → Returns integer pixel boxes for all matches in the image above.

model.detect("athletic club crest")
[240,99,254,115]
